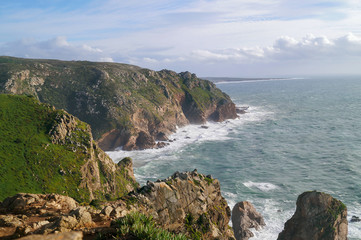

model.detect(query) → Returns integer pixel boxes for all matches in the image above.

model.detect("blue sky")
[1,0,361,77]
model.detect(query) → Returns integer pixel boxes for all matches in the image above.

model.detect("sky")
[1,0,361,77]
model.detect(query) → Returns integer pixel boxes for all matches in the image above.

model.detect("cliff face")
[0,56,237,150]
[0,94,137,202]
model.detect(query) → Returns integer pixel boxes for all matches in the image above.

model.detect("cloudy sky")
[1,0,361,77]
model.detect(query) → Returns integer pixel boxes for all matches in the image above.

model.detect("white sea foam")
[243,181,279,192]
[107,105,273,169]
[347,202,361,240]
[223,190,294,240]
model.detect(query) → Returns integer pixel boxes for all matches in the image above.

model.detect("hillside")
[0,94,138,202]
[0,56,237,150]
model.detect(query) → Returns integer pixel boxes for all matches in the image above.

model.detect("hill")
[0,94,138,202]
[0,56,237,150]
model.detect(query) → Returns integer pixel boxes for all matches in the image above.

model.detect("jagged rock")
[18,231,83,240]
[135,169,235,239]
[232,201,265,240]
[278,191,348,240]
[351,215,361,222]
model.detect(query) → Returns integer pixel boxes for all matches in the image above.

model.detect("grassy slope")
[0,94,90,201]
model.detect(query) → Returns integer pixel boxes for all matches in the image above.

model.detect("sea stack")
[231,201,265,240]
[278,191,348,240]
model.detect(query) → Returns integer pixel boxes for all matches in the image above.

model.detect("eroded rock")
[232,201,265,240]
[278,191,347,240]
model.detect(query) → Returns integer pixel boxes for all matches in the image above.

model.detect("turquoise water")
[108,77,361,239]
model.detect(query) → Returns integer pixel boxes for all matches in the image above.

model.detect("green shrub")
[112,212,188,240]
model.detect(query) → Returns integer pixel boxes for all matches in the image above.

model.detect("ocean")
[107,76,361,239]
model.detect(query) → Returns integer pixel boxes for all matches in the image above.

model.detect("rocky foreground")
[0,173,348,240]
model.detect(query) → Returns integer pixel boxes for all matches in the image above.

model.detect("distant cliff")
[0,56,237,150]
[0,94,138,202]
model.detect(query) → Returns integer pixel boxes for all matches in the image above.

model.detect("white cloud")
[0,37,113,62]
[128,33,361,77]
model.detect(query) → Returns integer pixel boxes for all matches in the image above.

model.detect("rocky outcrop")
[232,201,265,240]
[133,170,235,239]
[0,170,235,240]
[278,191,348,240]
[0,56,238,151]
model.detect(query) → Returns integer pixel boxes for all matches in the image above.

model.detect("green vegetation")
[0,94,91,201]
[0,94,136,202]
[110,212,188,240]
[204,177,213,185]
[184,213,210,240]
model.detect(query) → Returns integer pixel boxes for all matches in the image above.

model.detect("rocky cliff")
[0,56,237,150]
[0,94,138,202]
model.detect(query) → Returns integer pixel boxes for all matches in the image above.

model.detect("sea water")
[107,76,361,239]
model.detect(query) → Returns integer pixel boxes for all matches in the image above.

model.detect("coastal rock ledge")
[278,191,348,240]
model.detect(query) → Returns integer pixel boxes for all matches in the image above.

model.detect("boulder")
[278,191,347,240]
[232,201,265,240]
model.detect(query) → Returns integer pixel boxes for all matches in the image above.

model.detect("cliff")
[0,94,138,202]
[0,56,237,150]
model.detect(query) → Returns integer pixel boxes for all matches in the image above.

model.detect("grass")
[110,212,188,240]
[0,94,94,201]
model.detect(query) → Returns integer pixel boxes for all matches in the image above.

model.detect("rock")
[232,201,265,240]
[135,131,156,150]
[351,215,361,222]
[156,142,169,148]
[0,193,78,215]
[101,206,113,217]
[156,132,168,141]
[69,207,94,227]
[18,231,83,240]
[278,191,348,240]
[0,215,24,228]
[135,170,235,239]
